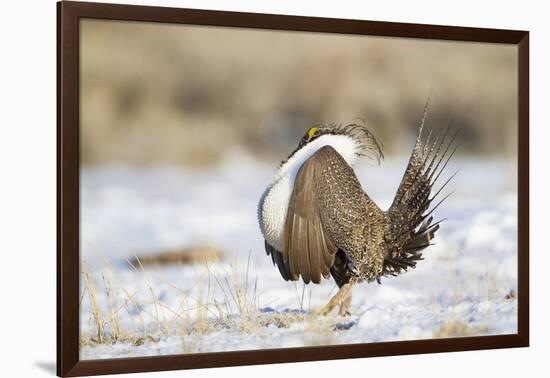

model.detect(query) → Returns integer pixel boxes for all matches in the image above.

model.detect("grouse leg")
[338,288,353,316]
[319,283,353,316]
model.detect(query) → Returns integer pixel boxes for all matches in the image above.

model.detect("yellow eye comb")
[307,127,318,138]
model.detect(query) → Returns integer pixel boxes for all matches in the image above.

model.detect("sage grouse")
[257,109,458,316]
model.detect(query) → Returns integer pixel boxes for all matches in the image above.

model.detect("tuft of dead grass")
[432,320,489,338]
[84,251,503,351]
[80,252,265,347]
[80,251,354,351]
[129,245,222,267]
[505,289,517,300]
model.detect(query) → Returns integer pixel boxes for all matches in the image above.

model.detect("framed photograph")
[57,1,529,376]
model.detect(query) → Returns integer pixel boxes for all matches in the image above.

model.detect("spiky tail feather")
[382,216,443,277]
[381,100,459,280]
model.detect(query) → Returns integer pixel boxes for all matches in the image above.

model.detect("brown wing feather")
[283,145,386,284]
[283,148,339,284]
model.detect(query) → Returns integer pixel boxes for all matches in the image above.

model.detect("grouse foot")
[319,283,353,316]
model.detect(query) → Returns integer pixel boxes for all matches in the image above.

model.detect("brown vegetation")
[80,19,517,166]
[129,245,223,266]
[432,320,490,338]
[80,255,338,349]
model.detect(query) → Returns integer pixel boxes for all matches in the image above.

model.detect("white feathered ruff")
[257,134,361,251]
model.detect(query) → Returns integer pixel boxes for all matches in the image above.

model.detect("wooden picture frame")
[57,1,529,376]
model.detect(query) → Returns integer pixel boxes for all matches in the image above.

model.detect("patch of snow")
[79,156,518,359]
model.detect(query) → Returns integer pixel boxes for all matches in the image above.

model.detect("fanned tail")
[382,101,460,278]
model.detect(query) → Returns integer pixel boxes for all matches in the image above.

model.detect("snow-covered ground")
[79,153,518,359]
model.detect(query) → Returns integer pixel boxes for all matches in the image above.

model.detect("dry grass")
[80,251,352,351]
[81,253,286,347]
[81,262,138,344]
[81,251,507,350]
[505,289,517,299]
[129,245,222,267]
[433,319,490,338]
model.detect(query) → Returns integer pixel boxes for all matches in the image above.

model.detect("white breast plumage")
[257,134,360,251]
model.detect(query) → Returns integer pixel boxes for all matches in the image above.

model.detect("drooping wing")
[283,145,382,284]
[264,241,293,281]
[385,109,459,276]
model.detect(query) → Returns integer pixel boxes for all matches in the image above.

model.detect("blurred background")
[79,19,519,358]
[80,19,517,167]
